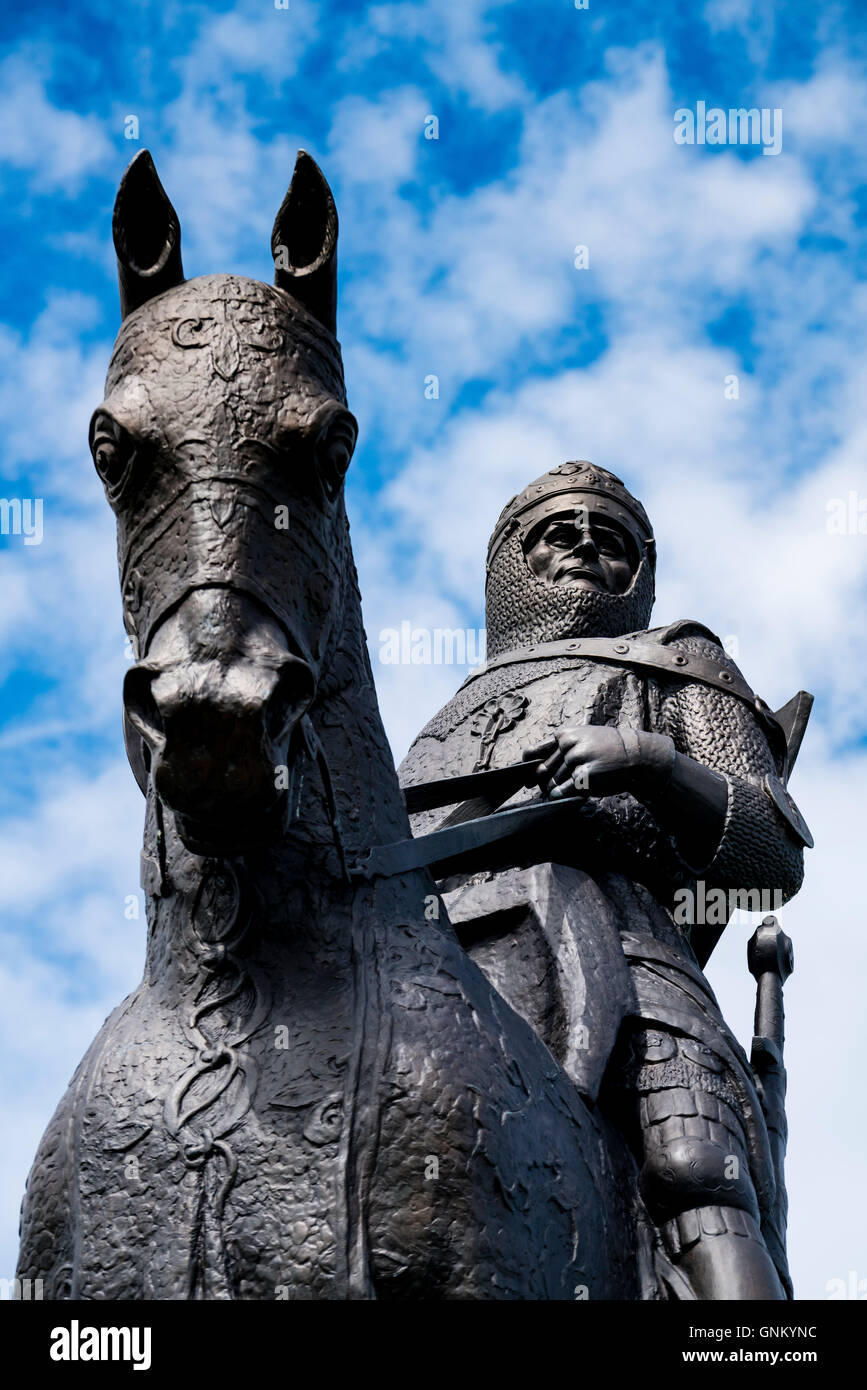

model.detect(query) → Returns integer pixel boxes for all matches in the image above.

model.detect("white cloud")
[339,0,527,113]
[0,760,143,926]
[0,292,109,488]
[0,294,126,742]
[173,3,319,84]
[331,43,818,440]
[0,53,113,193]
[135,0,323,276]
[327,88,430,188]
[772,53,867,150]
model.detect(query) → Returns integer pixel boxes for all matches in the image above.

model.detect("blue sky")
[0,0,865,1298]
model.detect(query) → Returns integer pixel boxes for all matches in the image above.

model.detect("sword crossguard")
[748,915,794,986]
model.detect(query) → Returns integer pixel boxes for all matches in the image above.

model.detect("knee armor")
[626,1028,761,1226]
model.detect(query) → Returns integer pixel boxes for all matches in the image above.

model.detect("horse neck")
[313,560,411,847]
[139,557,411,994]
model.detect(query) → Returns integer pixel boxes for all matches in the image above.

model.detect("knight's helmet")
[485,462,656,657]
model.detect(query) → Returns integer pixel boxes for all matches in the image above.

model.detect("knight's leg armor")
[619,1027,786,1300]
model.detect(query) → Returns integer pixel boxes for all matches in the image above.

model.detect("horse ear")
[272,151,338,334]
[113,150,184,320]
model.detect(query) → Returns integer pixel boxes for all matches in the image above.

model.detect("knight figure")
[399,461,813,1301]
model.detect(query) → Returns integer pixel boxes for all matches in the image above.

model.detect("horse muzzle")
[124,648,316,855]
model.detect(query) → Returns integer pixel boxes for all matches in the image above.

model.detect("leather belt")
[461,635,774,721]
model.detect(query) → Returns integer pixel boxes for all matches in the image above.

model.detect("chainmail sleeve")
[649,627,805,904]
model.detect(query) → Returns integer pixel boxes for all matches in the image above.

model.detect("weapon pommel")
[748,915,794,985]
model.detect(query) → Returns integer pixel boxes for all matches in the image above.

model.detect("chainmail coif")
[484,525,657,658]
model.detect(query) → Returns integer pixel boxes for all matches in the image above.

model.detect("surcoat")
[398,618,806,1291]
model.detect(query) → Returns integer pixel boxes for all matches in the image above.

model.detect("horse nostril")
[123,665,165,751]
[265,658,316,744]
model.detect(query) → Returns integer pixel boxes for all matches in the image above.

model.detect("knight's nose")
[124,656,315,759]
[571,531,598,557]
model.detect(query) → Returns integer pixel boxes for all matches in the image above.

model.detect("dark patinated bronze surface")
[17,153,811,1302]
[17,152,646,1301]
[400,463,813,1299]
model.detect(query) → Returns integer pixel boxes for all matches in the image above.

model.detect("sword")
[401,759,543,817]
[349,793,583,880]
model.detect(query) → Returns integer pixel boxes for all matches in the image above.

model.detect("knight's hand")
[523,726,676,801]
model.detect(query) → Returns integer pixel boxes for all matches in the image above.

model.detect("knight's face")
[524,510,635,593]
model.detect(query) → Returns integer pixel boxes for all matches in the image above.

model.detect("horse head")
[94,150,357,855]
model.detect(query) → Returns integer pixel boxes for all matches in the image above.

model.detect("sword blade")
[401,760,540,815]
[435,794,500,828]
[351,795,581,880]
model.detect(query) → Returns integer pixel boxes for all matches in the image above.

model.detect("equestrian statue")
[16,149,812,1301]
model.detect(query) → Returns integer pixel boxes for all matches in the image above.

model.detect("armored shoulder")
[648,622,778,774]
[649,622,812,860]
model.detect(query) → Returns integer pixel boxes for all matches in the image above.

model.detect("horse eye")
[95,439,122,483]
[315,416,355,503]
[90,414,135,497]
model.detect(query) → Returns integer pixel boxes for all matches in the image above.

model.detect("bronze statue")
[18,152,655,1301]
[398,463,813,1298]
[16,150,811,1301]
